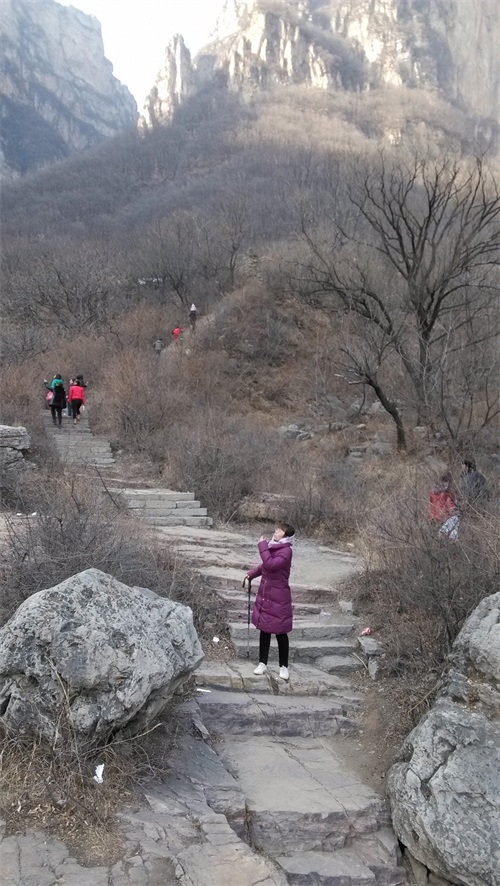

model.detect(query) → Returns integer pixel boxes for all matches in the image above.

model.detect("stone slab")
[117,489,195,501]
[229,620,355,642]
[193,662,363,706]
[216,735,388,855]
[195,690,357,737]
[315,654,364,674]
[276,847,376,885]
[232,637,357,661]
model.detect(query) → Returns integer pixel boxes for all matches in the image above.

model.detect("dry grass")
[0,699,185,866]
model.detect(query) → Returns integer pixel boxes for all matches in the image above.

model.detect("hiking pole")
[243,577,252,659]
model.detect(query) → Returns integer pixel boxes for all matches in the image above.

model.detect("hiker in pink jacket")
[246,522,295,682]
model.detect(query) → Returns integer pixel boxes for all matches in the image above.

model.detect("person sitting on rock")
[429,472,459,540]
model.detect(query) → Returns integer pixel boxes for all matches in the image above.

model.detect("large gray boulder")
[387,593,500,886]
[0,569,203,742]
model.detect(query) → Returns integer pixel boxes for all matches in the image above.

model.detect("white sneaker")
[253,662,267,675]
[279,666,289,681]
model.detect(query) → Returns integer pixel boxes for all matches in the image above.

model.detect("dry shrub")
[0,470,227,640]
[167,411,280,521]
[351,475,499,730]
[0,362,48,431]
[199,284,301,369]
[266,448,367,538]
[0,696,186,865]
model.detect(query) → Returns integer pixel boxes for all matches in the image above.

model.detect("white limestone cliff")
[142,35,194,128]
[142,0,499,129]
[0,0,137,175]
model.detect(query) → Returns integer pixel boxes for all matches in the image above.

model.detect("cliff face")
[0,0,137,176]
[142,0,499,130]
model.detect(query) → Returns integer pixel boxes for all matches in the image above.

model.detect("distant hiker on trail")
[153,338,164,354]
[44,374,66,429]
[189,303,197,332]
[461,458,488,508]
[68,379,86,426]
[244,522,295,682]
[172,326,182,343]
[429,472,459,540]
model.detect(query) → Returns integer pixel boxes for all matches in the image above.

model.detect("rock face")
[0,0,137,176]
[142,0,499,131]
[0,425,30,489]
[387,592,500,886]
[0,569,203,742]
[142,35,194,126]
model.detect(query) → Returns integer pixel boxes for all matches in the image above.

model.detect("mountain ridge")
[142,0,499,144]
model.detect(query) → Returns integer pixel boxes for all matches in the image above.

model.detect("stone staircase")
[192,659,405,884]
[42,411,115,469]
[109,487,213,528]
[150,525,406,885]
[43,412,211,528]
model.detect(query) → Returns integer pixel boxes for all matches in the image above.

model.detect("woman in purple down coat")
[245,522,295,682]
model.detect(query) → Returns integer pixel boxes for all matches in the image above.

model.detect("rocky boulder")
[0,425,30,488]
[387,593,500,886]
[0,569,203,743]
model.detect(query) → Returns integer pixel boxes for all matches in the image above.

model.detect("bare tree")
[2,238,124,332]
[293,151,500,449]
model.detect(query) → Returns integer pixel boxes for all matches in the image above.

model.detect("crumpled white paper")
[93,763,105,784]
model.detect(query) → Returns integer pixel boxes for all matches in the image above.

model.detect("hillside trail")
[0,416,407,885]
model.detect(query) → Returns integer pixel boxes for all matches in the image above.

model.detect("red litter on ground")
[360,627,372,636]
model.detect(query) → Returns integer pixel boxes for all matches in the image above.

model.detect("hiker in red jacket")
[68,379,86,426]
[245,522,295,682]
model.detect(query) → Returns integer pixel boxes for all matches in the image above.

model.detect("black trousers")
[71,399,83,418]
[259,631,289,667]
[50,405,63,426]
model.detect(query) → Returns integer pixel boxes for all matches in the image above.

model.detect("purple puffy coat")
[248,540,293,635]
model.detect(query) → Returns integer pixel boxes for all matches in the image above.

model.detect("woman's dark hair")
[277,521,295,537]
[54,373,62,380]
[462,458,476,471]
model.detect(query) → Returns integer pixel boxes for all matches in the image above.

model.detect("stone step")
[194,661,363,705]
[225,605,327,623]
[277,830,406,885]
[196,689,357,738]
[219,591,327,617]
[216,736,391,856]
[146,515,213,528]
[200,568,338,603]
[229,620,355,642]
[232,637,359,664]
[125,500,202,511]
[132,507,208,519]
[112,488,196,502]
